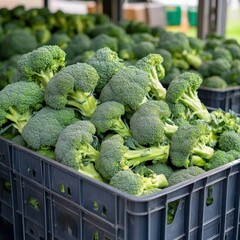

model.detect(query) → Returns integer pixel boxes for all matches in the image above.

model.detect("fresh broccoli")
[167,102,191,123]
[224,59,240,86]
[166,72,211,122]
[46,33,71,50]
[0,29,37,60]
[161,67,181,86]
[110,169,168,196]
[95,134,170,180]
[200,50,213,62]
[172,58,190,70]
[55,120,103,181]
[225,44,240,60]
[132,33,158,45]
[44,62,99,118]
[17,45,66,89]
[201,76,227,89]
[130,100,178,146]
[204,38,222,51]
[170,122,214,168]
[91,34,118,52]
[35,29,52,45]
[99,66,150,112]
[188,37,204,54]
[117,34,135,60]
[155,49,173,73]
[0,82,44,134]
[212,47,233,63]
[135,54,166,100]
[87,47,125,93]
[133,41,156,60]
[22,107,77,150]
[168,166,205,186]
[147,163,174,179]
[90,101,131,139]
[218,131,240,152]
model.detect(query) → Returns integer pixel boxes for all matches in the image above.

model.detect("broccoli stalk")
[136,53,166,100]
[79,162,103,182]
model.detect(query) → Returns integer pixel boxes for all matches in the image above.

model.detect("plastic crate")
[165,6,181,26]
[1,136,240,239]
[188,7,198,27]
[198,86,240,113]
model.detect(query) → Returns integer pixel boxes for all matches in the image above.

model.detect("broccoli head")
[146,163,174,179]
[218,131,240,152]
[133,41,156,59]
[155,48,173,73]
[95,134,170,180]
[91,34,118,52]
[0,81,44,134]
[201,76,227,89]
[46,33,71,50]
[45,62,99,118]
[135,53,166,100]
[55,120,103,181]
[110,169,168,196]
[166,71,211,122]
[17,45,66,89]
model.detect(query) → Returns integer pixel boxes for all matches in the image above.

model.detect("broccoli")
[212,47,233,63]
[91,34,118,52]
[168,166,205,186]
[100,65,150,112]
[204,38,222,51]
[218,131,240,152]
[0,29,37,60]
[90,101,131,139]
[95,134,170,180]
[172,58,190,70]
[225,44,240,60]
[110,169,168,196]
[22,107,77,150]
[224,59,240,86]
[44,62,99,118]
[201,76,227,89]
[166,71,211,122]
[55,120,103,181]
[155,49,173,73]
[46,33,71,50]
[130,100,178,146]
[17,45,66,89]
[87,47,125,93]
[132,33,158,45]
[167,102,192,123]
[161,67,181,86]
[0,82,44,134]
[205,150,235,170]
[146,163,174,179]
[188,37,204,54]
[133,41,156,59]
[135,54,166,100]
[170,122,214,168]
[35,29,52,45]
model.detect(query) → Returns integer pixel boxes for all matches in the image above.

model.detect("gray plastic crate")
[1,136,240,240]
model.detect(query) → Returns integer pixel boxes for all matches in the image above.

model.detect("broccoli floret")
[95,134,170,180]
[188,37,204,54]
[87,47,125,93]
[110,169,168,196]
[99,66,149,112]
[130,100,178,146]
[132,33,158,45]
[36,147,55,160]
[204,38,222,50]
[225,44,240,60]
[147,163,174,179]
[200,50,213,62]
[225,60,240,86]
[161,67,181,86]
[168,166,205,186]
[46,33,71,50]
[0,29,37,60]
[212,47,233,63]
[166,72,211,122]
[91,34,118,52]
[170,122,214,168]
[22,107,77,150]
[0,82,44,134]
[135,54,166,100]
[155,49,173,73]
[45,62,99,118]
[55,120,103,181]
[172,58,190,70]
[35,29,52,45]
[205,150,234,170]
[65,34,92,61]
[218,131,240,152]
[167,102,191,122]
[90,101,131,138]
[133,41,156,59]
[17,45,66,89]
[202,76,227,89]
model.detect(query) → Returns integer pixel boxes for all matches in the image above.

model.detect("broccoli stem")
[164,123,178,137]
[78,163,103,182]
[143,174,168,189]
[79,143,100,162]
[37,70,54,88]
[192,145,214,160]
[180,89,211,122]
[110,118,131,138]
[6,107,32,133]
[68,91,98,118]
[125,145,170,167]
[149,66,166,100]
[191,155,207,167]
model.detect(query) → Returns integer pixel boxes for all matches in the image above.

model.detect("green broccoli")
[90,101,131,138]
[161,67,181,86]
[155,49,173,73]
[99,65,150,112]
[87,47,125,93]
[133,41,156,59]
[35,29,52,45]
[212,47,233,63]
[0,29,37,60]
[130,100,178,146]
[170,122,214,168]
[218,131,240,152]
[95,134,170,180]
[224,59,240,86]
[55,120,103,181]
[21,107,77,150]
[168,166,205,186]
[135,54,166,100]
[46,33,71,50]
[132,33,158,45]
[166,71,211,122]
[17,45,66,89]
[225,44,240,60]
[0,82,44,134]
[44,62,99,118]
[188,37,204,54]
[201,76,227,89]
[110,169,168,196]
[91,34,118,52]
[147,163,174,179]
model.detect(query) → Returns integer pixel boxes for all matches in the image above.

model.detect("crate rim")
[199,85,240,92]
